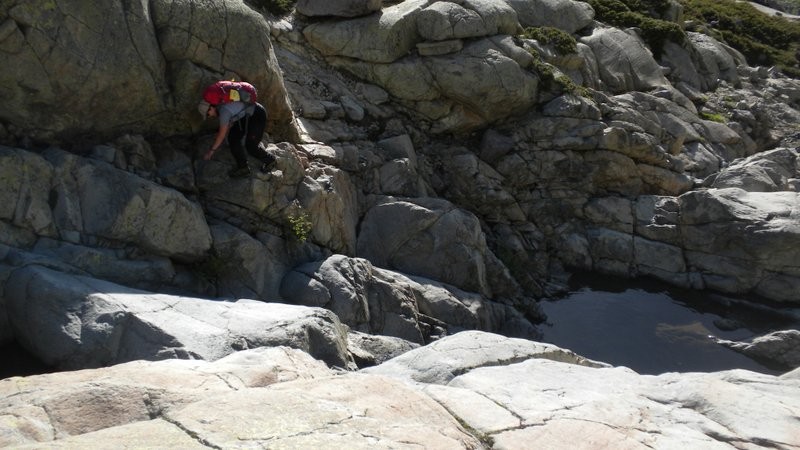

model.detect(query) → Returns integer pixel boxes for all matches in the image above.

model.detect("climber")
[198,97,276,179]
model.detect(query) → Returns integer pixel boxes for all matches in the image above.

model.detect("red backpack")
[202,80,258,105]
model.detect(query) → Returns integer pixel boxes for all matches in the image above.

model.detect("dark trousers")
[228,103,272,169]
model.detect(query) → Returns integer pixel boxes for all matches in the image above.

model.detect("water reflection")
[655,322,715,344]
[538,273,797,375]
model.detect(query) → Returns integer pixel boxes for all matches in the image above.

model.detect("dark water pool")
[3,274,797,380]
[539,274,799,375]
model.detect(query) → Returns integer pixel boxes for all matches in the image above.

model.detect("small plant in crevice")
[286,202,313,243]
[699,111,727,123]
[554,73,592,99]
[527,48,592,98]
[520,26,579,55]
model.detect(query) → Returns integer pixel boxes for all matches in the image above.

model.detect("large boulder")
[207,221,292,301]
[703,147,800,192]
[417,0,519,41]
[357,196,519,298]
[363,330,608,384]
[303,0,521,64]
[0,347,332,446]
[302,0,432,64]
[1,370,482,448]
[2,241,178,294]
[571,188,800,303]
[0,146,56,238]
[0,0,166,142]
[660,31,745,93]
[296,165,359,254]
[48,148,211,261]
[331,36,539,132]
[281,255,426,343]
[715,329,800,370]
[441,358,800,448]
[281,255,541,342]
[661,39,707,90]
[685,31,743,90]
[678,188,800,302]
[581,27,670,94]
[162,373,481,448]
[0,0,296,143]
[0,146,211,262]
[5,265,354,370]
[504,0,594,33]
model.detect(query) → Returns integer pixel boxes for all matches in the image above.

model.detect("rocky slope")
[1,0,800,446]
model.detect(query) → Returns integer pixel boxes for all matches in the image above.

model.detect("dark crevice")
[0,340,54,379]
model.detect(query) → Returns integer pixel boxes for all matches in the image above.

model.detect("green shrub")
[588,0,800,77]
[526,49,592,98]
[587,0,686,55]
[287,205,312,243]
[520,27,578,54]
[699,111,726,122]
[681,0,800,77]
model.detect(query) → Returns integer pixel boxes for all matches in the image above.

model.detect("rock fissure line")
[125,2,163,101]
[161,414,221,449]
[210,372,241,391]
[704,429,790,450]
[482,391,526,425]
[35,403,59,441]
[141,390,164,420]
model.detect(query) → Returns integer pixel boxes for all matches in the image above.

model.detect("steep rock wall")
[0,0,297,143]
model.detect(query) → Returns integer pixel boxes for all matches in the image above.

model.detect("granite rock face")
[0,0,297,142]
[567,188,800,303]
[716,329,800,370]
[2,5,800,446]
[5,265,354,370]
[2,332,798,449]
[296,0,383,17]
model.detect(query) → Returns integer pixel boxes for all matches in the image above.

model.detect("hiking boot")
[228,166,251,179]
[259,156,276,174]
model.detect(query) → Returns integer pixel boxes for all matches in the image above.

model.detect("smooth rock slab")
[505,0,595,32]
[356,196,522,298]
[448,359,800,449]
[581,27,670,94]
[5,265,353,370]
[165,373,482,449]
[18,419,208,449]
[716,329,800,370]
[3,331,800,449]
[0,347,332,446]
[363,330,608,384]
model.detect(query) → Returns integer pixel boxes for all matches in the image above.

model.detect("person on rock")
[198,99,276,178]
